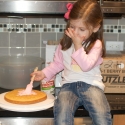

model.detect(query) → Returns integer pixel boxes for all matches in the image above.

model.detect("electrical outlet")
[43,40,47,44]
[106,41,124,51]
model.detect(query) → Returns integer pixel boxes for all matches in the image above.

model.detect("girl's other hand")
[65,28,85,50]
[30,71,45,81]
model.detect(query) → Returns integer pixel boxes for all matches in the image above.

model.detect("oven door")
[0,117,92,125]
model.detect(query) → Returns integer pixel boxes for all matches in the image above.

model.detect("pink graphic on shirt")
[71,58,82,72]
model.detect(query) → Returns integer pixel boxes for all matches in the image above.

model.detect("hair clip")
[64,3,73,19]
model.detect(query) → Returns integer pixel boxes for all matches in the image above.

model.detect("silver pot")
[0,56,44,89]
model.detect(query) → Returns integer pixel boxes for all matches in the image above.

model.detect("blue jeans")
[54,81,112,125]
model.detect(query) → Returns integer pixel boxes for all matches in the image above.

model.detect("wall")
[0,17,125,62]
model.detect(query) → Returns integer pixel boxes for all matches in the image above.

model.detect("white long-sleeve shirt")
[42,39,105,90]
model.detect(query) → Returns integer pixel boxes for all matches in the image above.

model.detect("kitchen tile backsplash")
[0,17,125,61]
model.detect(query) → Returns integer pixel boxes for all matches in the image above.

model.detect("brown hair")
[60,0,105,57]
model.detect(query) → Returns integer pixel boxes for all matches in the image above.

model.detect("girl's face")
[69,19,98,41]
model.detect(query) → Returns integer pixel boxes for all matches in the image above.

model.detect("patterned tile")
[0,24,124,33]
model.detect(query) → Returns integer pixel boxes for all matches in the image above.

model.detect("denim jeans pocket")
[61,83,70,90]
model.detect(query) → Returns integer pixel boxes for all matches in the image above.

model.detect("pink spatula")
[18,67,38,95]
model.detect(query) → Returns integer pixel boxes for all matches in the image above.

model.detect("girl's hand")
[30,71,45,81]
[65,28,85,50]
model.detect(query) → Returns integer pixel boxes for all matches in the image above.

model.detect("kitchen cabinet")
[113,115,125,125]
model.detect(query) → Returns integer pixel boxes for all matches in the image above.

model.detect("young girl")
[31,0,112,125]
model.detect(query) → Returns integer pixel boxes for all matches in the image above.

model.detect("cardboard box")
[101,55,125,93]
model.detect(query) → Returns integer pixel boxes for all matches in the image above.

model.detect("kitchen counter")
[0,105,125,118]
[0,106,89,118]
[0,86,125,118]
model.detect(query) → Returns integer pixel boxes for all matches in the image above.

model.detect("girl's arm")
[71,40,103,71]
[42,44,64,82]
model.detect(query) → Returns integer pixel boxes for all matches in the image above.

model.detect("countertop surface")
[0,86,125,118]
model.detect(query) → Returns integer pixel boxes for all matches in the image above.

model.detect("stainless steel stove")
[0,86,125,125]
[0,87,125,111]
